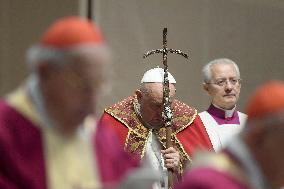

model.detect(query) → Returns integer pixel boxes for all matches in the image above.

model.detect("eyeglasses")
[207,78,241,87]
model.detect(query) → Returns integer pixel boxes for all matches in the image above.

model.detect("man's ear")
[135,89,142,101]
[37,63,50,80]
[37,62,59,81]
[203,82,209,93]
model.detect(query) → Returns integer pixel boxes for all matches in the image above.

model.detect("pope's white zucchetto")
[141,67,176,84]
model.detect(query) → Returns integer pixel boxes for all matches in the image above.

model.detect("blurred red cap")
[246,80,284,120]
[40,16,104,48]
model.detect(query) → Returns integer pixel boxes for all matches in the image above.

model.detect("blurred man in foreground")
[0,16,138,189]
[175,80,284,189]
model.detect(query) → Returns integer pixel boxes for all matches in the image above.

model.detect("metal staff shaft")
[143,28,189,189]
[162,28,174,189]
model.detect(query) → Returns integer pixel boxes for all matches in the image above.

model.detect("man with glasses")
[175,81,284,189]
[199,58,247,151]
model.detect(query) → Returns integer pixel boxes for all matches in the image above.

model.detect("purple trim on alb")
[207,104,240,125]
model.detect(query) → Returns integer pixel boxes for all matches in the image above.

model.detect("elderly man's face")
[136,83,176,129]
[40,52,108,131]
[204,63,241,110]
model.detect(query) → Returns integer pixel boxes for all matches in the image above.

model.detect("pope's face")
[204,63,241,110]
[137,83,176,129]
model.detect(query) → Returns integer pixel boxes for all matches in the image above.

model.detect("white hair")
[26,44,110,71]
[202,58,240,83]
[26,44,111,93]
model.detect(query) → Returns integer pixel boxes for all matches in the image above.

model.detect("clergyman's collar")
[207,104,240,124]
